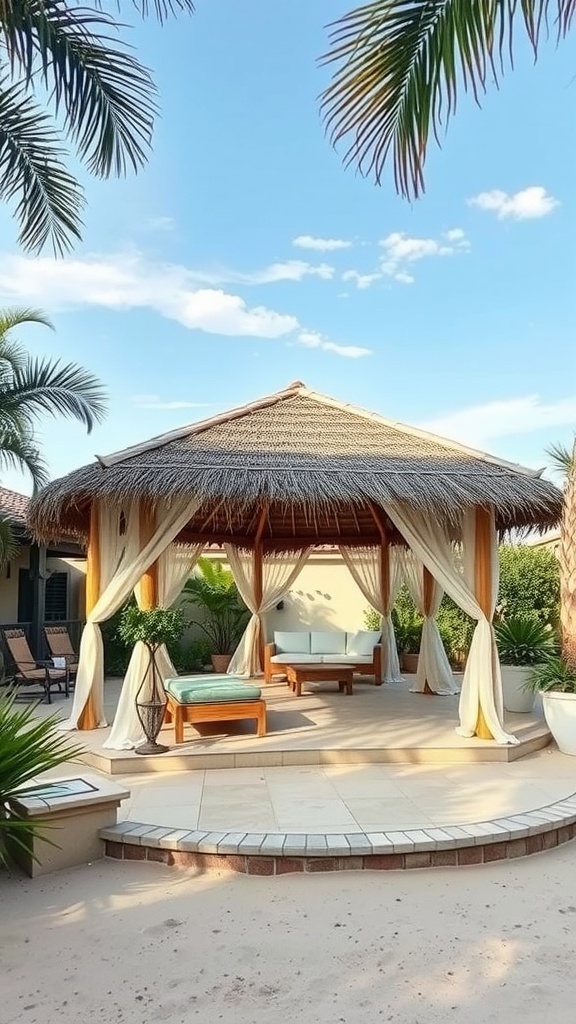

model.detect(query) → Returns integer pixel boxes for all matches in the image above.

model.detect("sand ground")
[2,850,576,1024]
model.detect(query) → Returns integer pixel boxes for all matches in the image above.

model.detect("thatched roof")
[28,381,562,546]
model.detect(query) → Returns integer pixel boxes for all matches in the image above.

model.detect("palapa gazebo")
[29,381,562,751]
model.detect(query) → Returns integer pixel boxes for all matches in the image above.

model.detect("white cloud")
[468,186,559,220]
[0,251,299,338]
[297,330,371,359]
[420,395,576,449]
[131,394,213,411]
[378,229,469,283]
[243,260,334,283]
[144,215,175,232]
[341,270,381,289]
[293,235,352,252]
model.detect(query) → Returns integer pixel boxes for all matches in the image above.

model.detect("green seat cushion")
[165,677,262,704]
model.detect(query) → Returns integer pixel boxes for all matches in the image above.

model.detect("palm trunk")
[561,443,576,668]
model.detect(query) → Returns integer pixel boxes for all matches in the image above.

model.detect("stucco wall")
[0,548,86,624]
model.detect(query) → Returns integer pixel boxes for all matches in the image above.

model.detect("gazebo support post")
[253,506,267,673]
[422,567,435,696]
[474,507,494,740]
[78,503,101,730]
[139,503,158,611]
[370,504,390,685]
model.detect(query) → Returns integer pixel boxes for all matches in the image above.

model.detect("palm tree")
[547,439,576,668]
[0,306,107,563]
[0,1,194,255]
[320,1,575,198]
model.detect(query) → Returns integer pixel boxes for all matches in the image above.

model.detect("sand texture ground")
[2,850,576,1024]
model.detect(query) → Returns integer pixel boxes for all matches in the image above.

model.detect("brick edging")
[104,824,576,873]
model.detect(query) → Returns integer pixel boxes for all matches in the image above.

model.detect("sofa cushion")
[274,630,310,654]
[165,678,261,703]
[310,631,346,655]
[320,654,373,665]
[270,653,322,664]
[346,630,381,657]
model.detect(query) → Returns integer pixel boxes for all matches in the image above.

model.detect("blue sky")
[0,1,574,494]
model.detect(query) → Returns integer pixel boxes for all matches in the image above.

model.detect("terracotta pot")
[211,654,232,674]
[401,652,419,674]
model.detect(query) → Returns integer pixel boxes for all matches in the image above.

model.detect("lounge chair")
[2,628,69,703]
[44,625,78,684]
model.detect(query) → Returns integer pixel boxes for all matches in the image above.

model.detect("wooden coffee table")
[284,663,354,697]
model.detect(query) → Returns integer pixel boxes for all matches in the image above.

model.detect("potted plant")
[527,657,576,755]
[182,558,250,673]
[494,615,557,714]
[392,607,422,673]
[117,606,185,755]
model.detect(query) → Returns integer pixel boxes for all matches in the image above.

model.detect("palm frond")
[4,357,108,433]
[0,76,84,254]
[0,308,54,376]
[0,421,48,490]
[0,513,19,567]
[320,0,576,198]
[105,0,196,22]
[1,2,157,178]
[547,439,575,478]
[0,689,85,866]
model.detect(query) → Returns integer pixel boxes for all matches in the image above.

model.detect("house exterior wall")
[0,548,86,625]
[193,549,370,642]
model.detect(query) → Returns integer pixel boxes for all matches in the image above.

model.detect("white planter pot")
[541,691,576,756]
[501,666,535,714]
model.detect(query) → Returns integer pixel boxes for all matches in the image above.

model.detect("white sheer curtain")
[400,550,458,696]
[458,508,509,741]
[339,545,403,682]
[384,504,517,745]
[61,496,199,733]
[225,545,312,676]
[105,540,204,751]
[59,500,137,730]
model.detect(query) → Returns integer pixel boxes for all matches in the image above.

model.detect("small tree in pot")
[117,606,185,755]
[495,615,557,714]
[182,558,250,673]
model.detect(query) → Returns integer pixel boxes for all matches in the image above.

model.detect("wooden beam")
[29,543,47,660]
[423,566,434,617]
[78,503,101,731]
[474,506,494,740]
[139,502,158,610]
[253,505,267,671]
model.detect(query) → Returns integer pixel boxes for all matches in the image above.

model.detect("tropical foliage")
[527,656,576,695]
[0,1,194,253]
[0,689,84,867]
[182,558,250,655]
[0,307,106,565]
[320,1,575,197]
[494,615,557,667]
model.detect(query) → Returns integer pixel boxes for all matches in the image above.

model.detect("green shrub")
[167,636,213,673]
[117,606,185,649]
[363,607,382,631]
[497,545,560,626]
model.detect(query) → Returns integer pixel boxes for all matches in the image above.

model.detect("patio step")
[100,793,576,874]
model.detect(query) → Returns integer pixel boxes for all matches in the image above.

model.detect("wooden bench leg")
[174,706,184,744]
[257,702,266,737]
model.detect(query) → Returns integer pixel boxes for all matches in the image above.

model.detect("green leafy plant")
[497,546,560,628]
[527,657,576,695]
[182,558,250,655]
[495,615,557,667]
[0,690,84,867]
[437,600,475,668]
[167,637,213,674]
[363,607,382,631]
[117,606,185,651]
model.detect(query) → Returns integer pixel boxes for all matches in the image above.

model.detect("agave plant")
[494,616,558,667]
[528,657,576,695]
[0,690,84,867]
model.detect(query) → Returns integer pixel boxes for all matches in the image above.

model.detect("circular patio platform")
[99,750,576,874]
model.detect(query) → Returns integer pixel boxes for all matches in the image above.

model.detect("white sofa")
[264,630,383,685]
